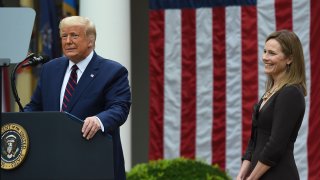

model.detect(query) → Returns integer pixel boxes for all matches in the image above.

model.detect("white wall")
[79,0,132,171]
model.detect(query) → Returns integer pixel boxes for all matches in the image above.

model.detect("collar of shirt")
[67,51,94,76]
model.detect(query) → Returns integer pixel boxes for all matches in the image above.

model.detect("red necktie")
[61,65,78,111]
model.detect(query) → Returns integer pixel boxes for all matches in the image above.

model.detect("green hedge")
[127,158,231,180]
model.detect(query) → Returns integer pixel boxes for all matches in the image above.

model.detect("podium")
[1,112,114,179]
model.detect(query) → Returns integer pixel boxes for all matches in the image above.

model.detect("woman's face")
[262,39,292,81]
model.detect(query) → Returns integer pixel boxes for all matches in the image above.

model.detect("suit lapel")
[67,54,100,111]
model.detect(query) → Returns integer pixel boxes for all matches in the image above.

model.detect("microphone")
[25,52,35,59]
[11,53,50,112]
[22,54,50,68]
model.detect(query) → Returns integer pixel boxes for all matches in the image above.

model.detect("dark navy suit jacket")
[24,52,131,180]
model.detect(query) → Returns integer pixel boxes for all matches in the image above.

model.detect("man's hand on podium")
[82,116,102,140]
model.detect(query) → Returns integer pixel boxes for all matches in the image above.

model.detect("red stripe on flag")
[180,9,196,159]
[308,0,320,179]
[241,6,258,154]
[149,10,165,160]
[212,7,226,169]
[275,0,293,30]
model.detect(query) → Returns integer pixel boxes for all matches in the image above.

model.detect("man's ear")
[87,35,95,48]
[88,39,94,48]
[287,55,293,65]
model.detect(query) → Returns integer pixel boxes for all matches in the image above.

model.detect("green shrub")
[127,158,231,180]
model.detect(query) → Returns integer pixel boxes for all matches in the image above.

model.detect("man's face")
[60,25,93,63]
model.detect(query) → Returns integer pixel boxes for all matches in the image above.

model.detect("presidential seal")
[1,123,29,170]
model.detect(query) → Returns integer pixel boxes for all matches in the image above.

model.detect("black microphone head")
[25,52,35,59]
[33,55,50,63]
[22,54,50,68]
[39,55,50,64]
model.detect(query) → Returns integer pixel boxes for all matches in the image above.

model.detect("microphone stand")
[11,58,31,112]
[10,54,49,112]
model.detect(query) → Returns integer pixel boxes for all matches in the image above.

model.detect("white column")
[79,0,131,170]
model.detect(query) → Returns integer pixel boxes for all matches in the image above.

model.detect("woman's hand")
[237,160,251,180]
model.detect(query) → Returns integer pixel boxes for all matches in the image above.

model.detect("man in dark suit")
[24,16,131,180]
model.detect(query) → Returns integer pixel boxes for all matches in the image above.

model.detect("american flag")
[148,0,320,179]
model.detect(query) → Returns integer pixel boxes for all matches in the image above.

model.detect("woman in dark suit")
[237,30,307,180]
